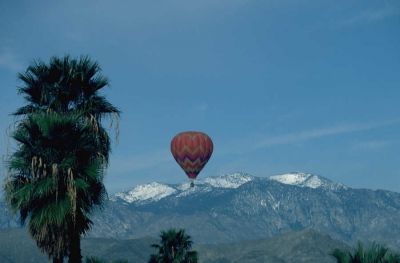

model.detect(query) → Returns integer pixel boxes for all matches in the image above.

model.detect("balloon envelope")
[170,131,213,179]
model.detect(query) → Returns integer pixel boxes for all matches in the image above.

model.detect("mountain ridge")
[1,172,400,251]
[86,172,400,250]
[113,172,347,205]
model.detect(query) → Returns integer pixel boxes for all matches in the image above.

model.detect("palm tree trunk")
[68,229,81,263]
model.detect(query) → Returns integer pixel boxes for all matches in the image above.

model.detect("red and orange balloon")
[170,131,213,187]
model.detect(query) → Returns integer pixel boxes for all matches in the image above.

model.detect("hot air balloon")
[170,131,213,187]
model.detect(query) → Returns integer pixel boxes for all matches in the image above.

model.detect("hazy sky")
[0,0,399,193]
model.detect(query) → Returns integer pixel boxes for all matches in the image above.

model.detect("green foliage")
[5,55,120,263]
[14,55,120,166]
[5,113,106,260]
[149,229,198,263]
[331,241,400,263]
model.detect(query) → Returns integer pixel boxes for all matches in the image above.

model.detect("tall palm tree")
[149,229,198,263]
[5,113,107,263]
[14,55,120,165]
[5,55,120,263]
[331,242,400,263]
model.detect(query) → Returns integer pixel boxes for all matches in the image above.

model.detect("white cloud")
[352,140,394,150]
[339,5,399,26]
[220,119,400,155]
[255,120,398,149]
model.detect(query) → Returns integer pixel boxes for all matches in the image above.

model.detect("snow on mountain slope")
[203,172,253,188]
[114,173,254,203]
[115,182,177,203]
[113,172,346,204]
[171,173,253,197]
[175,184,213,197]
[269,172,347,190]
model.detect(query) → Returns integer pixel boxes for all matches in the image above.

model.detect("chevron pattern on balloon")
[171,131,213,180]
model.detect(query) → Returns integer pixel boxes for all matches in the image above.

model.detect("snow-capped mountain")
[89,172,400,248]
[113,172,255,204]
[269,172,348,190]
[113,172,344,204]
[203,172,254,188]
[114,182,177,203]
[1,172,400,250]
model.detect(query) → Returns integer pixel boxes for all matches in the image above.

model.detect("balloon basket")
[190,180,194,188]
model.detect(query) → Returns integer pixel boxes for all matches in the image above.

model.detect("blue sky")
[0,0,399,193]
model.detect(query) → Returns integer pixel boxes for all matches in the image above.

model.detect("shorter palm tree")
[149,229,198,263]
[331,241,400,263]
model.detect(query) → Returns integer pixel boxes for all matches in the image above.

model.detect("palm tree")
[331,242,400,263]
[14,55,120,165]
[149,229,198,263]
[5,55,120,263]
[5,113,107,263]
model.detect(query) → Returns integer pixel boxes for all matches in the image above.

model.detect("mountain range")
[91,172,400,249]
[1,172,400,250]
